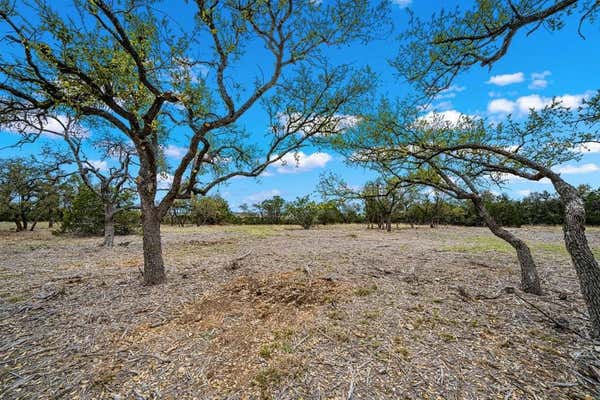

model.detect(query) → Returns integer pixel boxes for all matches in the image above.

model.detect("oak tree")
[0,0,385,284]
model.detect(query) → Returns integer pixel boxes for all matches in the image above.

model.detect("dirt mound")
[177,271,351,328]
[215,271,345,305]
[116,271,354,398]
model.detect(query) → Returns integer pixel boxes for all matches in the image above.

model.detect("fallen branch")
[226,251,252,270]
[454,285,507,301]
[512,291,590,340]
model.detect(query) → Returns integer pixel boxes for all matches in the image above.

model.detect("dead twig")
[226,250,252,270]
[512,291,590,340]
[454,285,506,301]
[346,368,355,400]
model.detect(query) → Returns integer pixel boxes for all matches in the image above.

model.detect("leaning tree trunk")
[473,198,542,295]
[551,176,600,337]
[103,203,116,248]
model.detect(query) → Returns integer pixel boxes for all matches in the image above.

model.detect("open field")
[1,224,600,399]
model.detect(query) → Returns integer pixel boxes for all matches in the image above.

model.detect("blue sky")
[1,0,599,209]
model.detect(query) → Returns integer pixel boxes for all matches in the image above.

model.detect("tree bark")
[472,198,542,295]
[14,219,23,232]
[140,202,166,285]
[386,213,392,232]
[29,221,37,231]
[103,203,116,248]
[551,177,600,337]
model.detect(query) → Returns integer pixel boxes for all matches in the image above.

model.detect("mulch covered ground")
[1,224,600,399]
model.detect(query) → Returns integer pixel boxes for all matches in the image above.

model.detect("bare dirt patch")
[117,271,355,398]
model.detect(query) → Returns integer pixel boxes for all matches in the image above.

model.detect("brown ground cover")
[1,224,600,399]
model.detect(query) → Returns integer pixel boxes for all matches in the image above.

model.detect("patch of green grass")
[4,294,28,303]
[254,366,284,390]
[273,327,295,341]
[443,236,512,253]
[393,336,410,359]
[439,332,456,342]
[363,310,382,320]
[161,224,285,238]
[223,225,286,238]
[443,234,600,258]
[354,284,378,297]
[258,328,297,360]
[531,242,568,255]
[259,343,276,359]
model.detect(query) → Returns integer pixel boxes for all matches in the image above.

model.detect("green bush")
[286,196,319,229]
[190,195,233,225]
[61,185,138,236]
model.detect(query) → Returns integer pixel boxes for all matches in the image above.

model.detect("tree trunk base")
[141,207,166,285]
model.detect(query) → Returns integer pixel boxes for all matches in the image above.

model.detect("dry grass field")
[2,223,600,399]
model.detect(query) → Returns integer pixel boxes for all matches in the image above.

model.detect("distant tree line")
[3,156,598,233]
[159,187,600,229]
[0,158,139,236]
[403,187,600,228]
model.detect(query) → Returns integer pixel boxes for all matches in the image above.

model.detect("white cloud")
[392,0,412,7]
[532,71,551,80]
[575,142,600,153]
[487,91,593,115]
[517,189,532,197]
[555,93,590,109]
[487,72,525,86]
[88,160,108,171]
[435,85,466,100]
[418,110,475,128]
[3,114,88,138]
[529,80,548,90]
[280,113,360,137]
[516,95,547,112]
[244,189,281,204]
[273,151,332,174]
[494,173,551,185]
[555,163,600,175]
[164,144,187,159]
[434,101,454,111]
[488,98,516,114]
[529,71,551,90]
[157,173,174,190]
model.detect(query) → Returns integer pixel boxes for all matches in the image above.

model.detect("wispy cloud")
[487,72,525,86]
[575,142,600,154]
[244,189,281,204]
[529,71,551,90]
[89,160,108,171]
[487,91,593,115]
[488,98,516,114]
[3,114,88,139]
[418,109,475,128]
[157,173,174,190]
[273,151,332,174]
[435,84,466,100]
[163,144,187,159]
[392,0,412,7]
[556,163,600,175]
